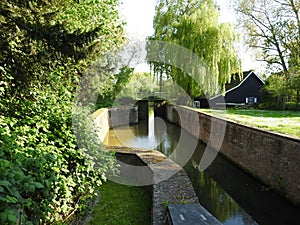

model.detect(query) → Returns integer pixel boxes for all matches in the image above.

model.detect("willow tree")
[148,0,241,99]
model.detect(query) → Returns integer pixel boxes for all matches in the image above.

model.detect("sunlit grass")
[198,109,300,138]
[88,181,151,225]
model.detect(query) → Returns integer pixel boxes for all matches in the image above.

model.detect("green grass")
[198,109,300,138]
[88,181,151,225]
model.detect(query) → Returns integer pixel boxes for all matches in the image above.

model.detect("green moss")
[88,181,151,225]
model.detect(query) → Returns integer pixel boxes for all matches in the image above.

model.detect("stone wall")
[136,100,149,120]
[92,107,138,142]
[92,108,110,142]
[109,106,138,127]
[166,104,300,205]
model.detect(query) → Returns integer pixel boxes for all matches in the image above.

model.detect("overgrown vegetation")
[0,0,124,224]
[88,181,151,225]
[259,73,300,110]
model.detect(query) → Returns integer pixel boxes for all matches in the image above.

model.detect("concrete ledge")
[106,146,216,225]
[167,203,222,225]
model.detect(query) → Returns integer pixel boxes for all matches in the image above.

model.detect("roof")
[225,71,252,90]
[210,71,265,100]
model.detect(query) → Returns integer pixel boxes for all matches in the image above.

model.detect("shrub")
[0,86,117,224]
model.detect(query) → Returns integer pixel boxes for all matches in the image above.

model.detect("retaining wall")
[166,104,300,205]
[92,107,138,141]
[92,108,110,142]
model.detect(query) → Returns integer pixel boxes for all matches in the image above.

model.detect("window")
[193,101,200,108]
[245,97,257,104]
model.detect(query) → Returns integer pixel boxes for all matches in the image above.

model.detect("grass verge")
[88,181,151,225]
[198,109,300,138]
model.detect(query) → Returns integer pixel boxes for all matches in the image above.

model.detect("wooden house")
[209,70,265,107]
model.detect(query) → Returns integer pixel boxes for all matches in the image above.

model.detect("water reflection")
[104,120,257,224]
[184,152,256,225]
[104,111,300,225]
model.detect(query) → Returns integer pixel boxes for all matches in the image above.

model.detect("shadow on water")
[104,107,300,225]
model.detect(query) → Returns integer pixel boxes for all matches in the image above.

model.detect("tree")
[0,0,124,104]
[0,0,125,223]
[234,0,300,109]
[148,0,241,101]
[233,0,300,72]
[117,72,159,100]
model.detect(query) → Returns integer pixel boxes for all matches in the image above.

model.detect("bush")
[285,102,300,110]
[0,86,117,224]
[0,0,124,223]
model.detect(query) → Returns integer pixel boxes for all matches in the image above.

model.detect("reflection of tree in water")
[155,119,181,156]
[185,160,239,223]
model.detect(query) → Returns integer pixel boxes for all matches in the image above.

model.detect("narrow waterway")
[104,107,300,225]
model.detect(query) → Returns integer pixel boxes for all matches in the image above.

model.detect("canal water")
[104,107,300,225]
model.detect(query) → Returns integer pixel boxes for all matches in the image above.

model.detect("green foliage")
[260,72,300,110]
[117,72,159,100]
[112,67,135,98]
[0,0,124,100]
[259,74,288,109]
[0,0,124,224]
[0,84,118,224]
[96,66,135,108]
[234,0,300,73]
[148,0,241,99]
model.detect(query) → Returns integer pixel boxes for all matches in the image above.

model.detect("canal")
[103,107,300,225]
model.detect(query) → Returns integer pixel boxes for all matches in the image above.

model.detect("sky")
[118,0,265,73]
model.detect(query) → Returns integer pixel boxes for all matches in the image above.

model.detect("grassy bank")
[199,109,300,138]
[88,181,151,225]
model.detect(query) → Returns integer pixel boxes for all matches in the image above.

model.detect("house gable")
[209,71,265,106]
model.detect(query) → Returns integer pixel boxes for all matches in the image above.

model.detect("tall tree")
[233,0,300,73]
[234,0,300,108]
[148,0,241,99]
[0,0,124,104]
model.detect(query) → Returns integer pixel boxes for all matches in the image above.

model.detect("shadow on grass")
[88,181,152,225]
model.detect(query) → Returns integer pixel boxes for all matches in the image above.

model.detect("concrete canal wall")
[166,104,300,205]
[92,107,138,141]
